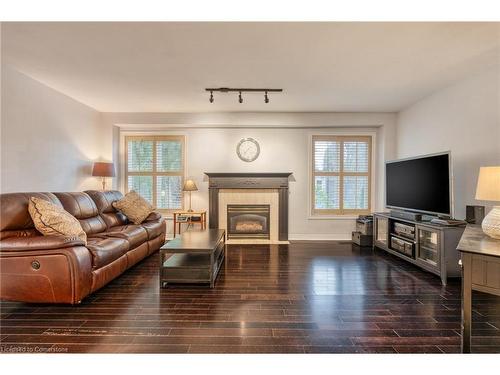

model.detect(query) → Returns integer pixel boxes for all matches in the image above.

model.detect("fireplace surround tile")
[219,189,278,242]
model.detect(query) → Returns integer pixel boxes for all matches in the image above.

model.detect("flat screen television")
[385,152,452,217]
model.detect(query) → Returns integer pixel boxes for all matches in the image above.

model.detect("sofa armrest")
[144,211,163,222]
[0,244,93,304]
[0,235,85,252]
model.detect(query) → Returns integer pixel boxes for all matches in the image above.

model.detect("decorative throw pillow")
[28,196,87,243]
[112,190,154,224]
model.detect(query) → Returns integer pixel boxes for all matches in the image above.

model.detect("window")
[312,135,372,215]
[125,135,185,212]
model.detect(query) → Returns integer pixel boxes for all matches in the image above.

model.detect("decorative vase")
[482,206,500,239]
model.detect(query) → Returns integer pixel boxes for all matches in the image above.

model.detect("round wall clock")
[236,138,260,162]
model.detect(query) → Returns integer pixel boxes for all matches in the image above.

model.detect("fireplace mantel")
[205,172,292,178]
[204,172,292,241]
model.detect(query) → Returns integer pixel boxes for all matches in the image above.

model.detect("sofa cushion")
[103,224,148,248]
[112,191,154,224]
[85,190,128,228]
[28,197,87,243]
[0,192,62,240]
[54,192,107,235]
[86,236,129,269]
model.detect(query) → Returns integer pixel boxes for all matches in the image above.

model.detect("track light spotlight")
[204,88,282,104]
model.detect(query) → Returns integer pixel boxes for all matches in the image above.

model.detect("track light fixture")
[206,87,283,104]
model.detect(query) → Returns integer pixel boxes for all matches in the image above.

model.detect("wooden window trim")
[125,135,186,213]
[312,135,372,216]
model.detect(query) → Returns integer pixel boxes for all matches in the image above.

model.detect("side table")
[173,210,207,237]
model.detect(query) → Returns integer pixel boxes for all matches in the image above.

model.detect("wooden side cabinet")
[470,254,500,293]
[457,225,500,353]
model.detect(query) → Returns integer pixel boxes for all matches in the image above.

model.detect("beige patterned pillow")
[112,191,154,224]
[28,197,87,243]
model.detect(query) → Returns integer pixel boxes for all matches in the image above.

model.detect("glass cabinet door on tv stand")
[374,216,389,247]
[416,227,440,270]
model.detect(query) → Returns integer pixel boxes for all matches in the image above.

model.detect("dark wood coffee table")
[159,229,225,288]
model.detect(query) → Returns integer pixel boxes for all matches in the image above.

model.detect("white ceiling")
[2,22,499,112]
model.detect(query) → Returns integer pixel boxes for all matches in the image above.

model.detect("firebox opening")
[227,204,270,240]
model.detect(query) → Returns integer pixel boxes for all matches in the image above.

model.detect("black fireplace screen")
[227,204,270,239]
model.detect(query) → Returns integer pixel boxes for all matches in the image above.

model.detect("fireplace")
[205,172,292,242]
[227,204,270,240]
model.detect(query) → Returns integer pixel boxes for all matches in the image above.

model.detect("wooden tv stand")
[373,212,465,285]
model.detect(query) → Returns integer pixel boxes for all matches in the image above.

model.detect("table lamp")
[475,166,500,239]
[183,179,198,212]
[92,162,115,191]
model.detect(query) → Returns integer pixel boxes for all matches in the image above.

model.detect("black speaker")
[466,205,485,224]
[390,209,422,222]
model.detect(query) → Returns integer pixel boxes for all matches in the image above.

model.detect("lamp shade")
[182,179,198,192]
[92,162,115,177]
[475,166,500,202]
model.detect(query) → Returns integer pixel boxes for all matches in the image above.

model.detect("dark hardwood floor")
[1,241,500,354]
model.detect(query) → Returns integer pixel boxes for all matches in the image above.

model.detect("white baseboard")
[167,233,351,242]
[288,233,351,241]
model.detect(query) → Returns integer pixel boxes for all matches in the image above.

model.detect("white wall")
[397,66,500,219]
[102,112,397,240]
[1,65,110,192]
[0,65,397,240]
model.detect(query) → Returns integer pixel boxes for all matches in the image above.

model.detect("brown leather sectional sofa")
[0,190,165,304]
